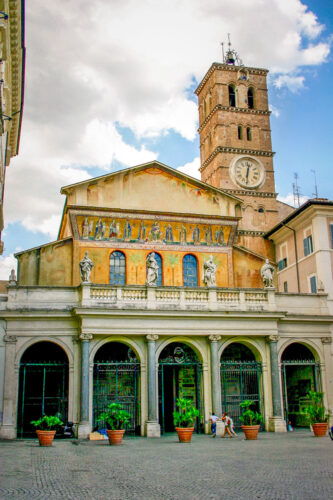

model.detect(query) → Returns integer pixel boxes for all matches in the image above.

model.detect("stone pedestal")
[145,420,161,438]
[216,421,225,437]
[269,416,287,433]
[77,422,91,439]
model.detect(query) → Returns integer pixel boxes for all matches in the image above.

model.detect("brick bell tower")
[195,41,279,240]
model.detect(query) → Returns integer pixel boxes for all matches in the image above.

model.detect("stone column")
[209,335,223,436]
[145,334,160,437]
[77,333,93,438]
[321,336,332,426]
[0,335,18,439]
[268,335,286,432]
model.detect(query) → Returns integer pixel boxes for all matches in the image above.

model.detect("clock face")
[232,157,264,189]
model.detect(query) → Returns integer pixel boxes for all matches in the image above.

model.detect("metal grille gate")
[17,362,68,438]
[281,360,321,429]
[93,362,140,433]
[220,361,263,430]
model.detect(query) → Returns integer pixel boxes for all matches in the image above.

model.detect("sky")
[1,0,332,278]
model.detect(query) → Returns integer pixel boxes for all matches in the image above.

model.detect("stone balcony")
[2,283,329,315]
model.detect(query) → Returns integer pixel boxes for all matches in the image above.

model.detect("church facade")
[0,50,332,439]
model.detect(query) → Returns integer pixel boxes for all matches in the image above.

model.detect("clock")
[230,156,265,189]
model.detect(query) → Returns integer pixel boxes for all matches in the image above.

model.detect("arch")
[109,250,126,285]
[17,341,69,438]
[221,343,255,362]
[219,338,264,363]
[246,126,252,141]
[183,254,198,287]
[228,84,236,107]
[157,337,205,364]
[16,337,73,366]
[279,339,321,363]
[90,336,143,365]
[247,87,254,109]
[237,125,243,140]
[146,251,162,286]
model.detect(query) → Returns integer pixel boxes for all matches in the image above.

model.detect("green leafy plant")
[173,397,200,428]
[239,400,263,426]
[97,402,131,430]
[302,391,330,424]
[30,415,63,430]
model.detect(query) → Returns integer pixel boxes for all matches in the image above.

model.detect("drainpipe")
[281,223,300,293]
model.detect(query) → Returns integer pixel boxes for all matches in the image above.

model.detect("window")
[246,127,252,141]
[283,281,288,292]
[238,126,242,140]
[228,85,236,107]
[277,258,287,271]
[146,252,162,286]
[247,88,254,109]
[310,275,317,294]
[183,254,198,287]
[110,251,126,284]
[303,235,313,256]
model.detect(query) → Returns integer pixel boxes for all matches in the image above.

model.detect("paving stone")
[0,431,332,500]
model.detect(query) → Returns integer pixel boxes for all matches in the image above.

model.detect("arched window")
[228,85,236,107]
[110,251,126,284]
[247,127,252,141]
[183,254,198,287]
[247,88,254,109]
[238,125,242,140]
[146,252,162,286]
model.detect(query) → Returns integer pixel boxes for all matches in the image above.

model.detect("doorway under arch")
[158,342,203,433]
[17,341,69,438]
[93,342,141,434]
[281,342,320,429]
[220,343,264,430]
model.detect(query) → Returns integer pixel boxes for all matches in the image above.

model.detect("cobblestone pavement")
[0,430,332,500]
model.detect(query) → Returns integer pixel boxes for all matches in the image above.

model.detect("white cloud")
[177,157,201,180]
[0,253,17,280]
[269,104,280,118]
[274,75,305,92]
[277,193,309,207]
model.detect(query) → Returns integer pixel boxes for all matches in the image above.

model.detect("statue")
[79,252,94,283]
[9,269,17,285]
[146,252,159,286]
[260,259,275,288]
[203,255,217,287]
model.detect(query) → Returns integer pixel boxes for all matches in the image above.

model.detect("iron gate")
[220,361,263,430]
[281,360,321,429]
[93,362,140,433]
[17,362,68,438]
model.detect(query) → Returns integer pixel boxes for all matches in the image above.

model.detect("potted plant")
[97,402,131,445]
[31,415,63,446]
[173,397,200,443]
[239,400,263,440]
[303,391,330,437]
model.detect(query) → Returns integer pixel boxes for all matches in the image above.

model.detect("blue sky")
[1,0,332,278]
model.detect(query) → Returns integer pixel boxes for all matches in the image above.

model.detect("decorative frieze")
[200,146,275,172]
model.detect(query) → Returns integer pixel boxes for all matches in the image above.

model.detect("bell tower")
[195,41,279,236]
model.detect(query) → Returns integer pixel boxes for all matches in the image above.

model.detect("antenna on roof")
[292,172,301,207]
[311,169,318,198]
[221,34,243,66]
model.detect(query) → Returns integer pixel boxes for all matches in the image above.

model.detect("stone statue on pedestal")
[146,253,159,286]
[261,259,275,288]
[203,255,217,287]
[79,252,94,283]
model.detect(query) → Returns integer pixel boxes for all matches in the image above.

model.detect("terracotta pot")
[241,425,260,440]
[36,430,56,447]
[312,422,328,437]
[175,427,194,443]
[106,429,125,445]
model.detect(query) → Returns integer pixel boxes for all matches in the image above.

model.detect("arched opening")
[183,254,198,287]
[17,341,69,438]
[146,252,162,286]
[93,342,141,434]
[228,84,236,107]
[247,87,254,109]
[281,343,320,429]
[247,127,252,141]
[158,342,203,433]
[220,343,264,430]
[237,125,243,140]
[110,250,126,284]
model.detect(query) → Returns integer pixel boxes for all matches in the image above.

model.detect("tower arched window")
[228,85,236,107]
[183,254,198,287]
[146,252,162,286]
[247,88,254,109]
[110,251,126,284]
[238,126,243,140]
[247,127,252,141]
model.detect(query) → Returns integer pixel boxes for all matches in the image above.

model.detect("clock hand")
[246,164,250,184]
